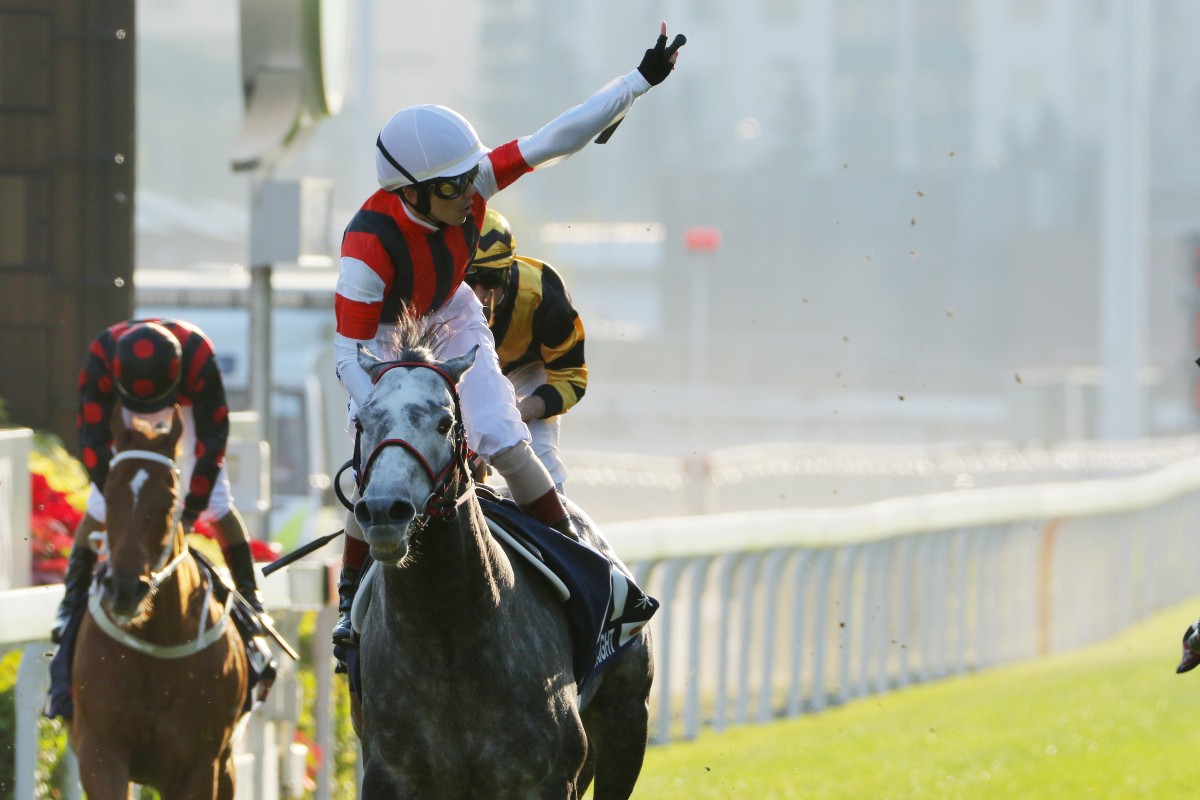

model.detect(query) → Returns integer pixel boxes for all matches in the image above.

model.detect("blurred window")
[0,176,26,265]
[1010,69,1045,103]
[764,0,800,24]
[1011,0,1045,23]
[918,70,970,115]
[918,0,972,38]
[839,0,893,42]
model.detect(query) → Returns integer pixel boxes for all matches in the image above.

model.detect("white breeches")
[505,361,566,488]
[343,283,532,461]
[85,404,235,524]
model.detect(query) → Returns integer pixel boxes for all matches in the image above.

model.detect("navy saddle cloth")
[348,487,658,694]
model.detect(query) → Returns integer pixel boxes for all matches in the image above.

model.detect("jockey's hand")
[467,451,488,483]
[637,22,686,87]
[516,394,546,422]
[333,641,350,675]
[1176,619,1200,674]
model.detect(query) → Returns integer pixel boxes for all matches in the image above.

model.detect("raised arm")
[516,22,686,169]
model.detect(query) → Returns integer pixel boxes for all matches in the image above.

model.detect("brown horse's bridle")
[354,361,472,528]
[91,448,234,658]
[107,448,188,589]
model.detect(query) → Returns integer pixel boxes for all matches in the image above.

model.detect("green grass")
[627,598,1200,799]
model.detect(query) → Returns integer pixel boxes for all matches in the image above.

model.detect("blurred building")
[131,0,1200,449]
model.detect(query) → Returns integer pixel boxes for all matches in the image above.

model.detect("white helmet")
[374,105,489,191]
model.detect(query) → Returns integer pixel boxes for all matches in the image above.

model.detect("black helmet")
[466,208,515,291]
[112,322,182,413]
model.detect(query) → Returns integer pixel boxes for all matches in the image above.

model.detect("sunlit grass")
[625,597,1200,799]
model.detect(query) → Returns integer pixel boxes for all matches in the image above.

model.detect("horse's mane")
[380,312,441,366]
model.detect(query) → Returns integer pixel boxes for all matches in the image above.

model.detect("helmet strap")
[396,185,445,227]
[413,186,434,219]
[377,135,443,222]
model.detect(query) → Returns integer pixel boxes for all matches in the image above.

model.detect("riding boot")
[522,487,580,542]
[51,546,97,644]
[223,541,266,614]
[548,515,580,541]
[331,564,362,646]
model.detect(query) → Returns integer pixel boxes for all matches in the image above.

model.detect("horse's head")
[101,406,185,623]
[353,328,476,566]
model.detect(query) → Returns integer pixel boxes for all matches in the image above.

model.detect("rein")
[354,361,472,529]
[91,448,234,658]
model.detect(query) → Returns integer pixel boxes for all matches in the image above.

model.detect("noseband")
[354,361,471,528]
[91,447,235,658]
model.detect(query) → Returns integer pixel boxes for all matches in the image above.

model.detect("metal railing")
[6,436,1200,791]
[601,455,1200,743]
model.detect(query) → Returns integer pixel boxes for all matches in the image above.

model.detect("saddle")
[347,484,658,696]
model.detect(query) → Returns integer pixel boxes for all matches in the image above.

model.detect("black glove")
[333,641,351,674]
[1177,619,1200,674]
[637,31,686,87]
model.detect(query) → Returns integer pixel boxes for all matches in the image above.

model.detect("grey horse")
[350,322,654,799]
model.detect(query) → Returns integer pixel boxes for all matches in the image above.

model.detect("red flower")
[250,539,282,562]
[29,472,84,586]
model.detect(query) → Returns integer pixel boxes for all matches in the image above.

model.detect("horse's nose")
[355,497,416,529]
[102,573,152,613]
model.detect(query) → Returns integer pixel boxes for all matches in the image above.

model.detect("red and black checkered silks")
[77,318,231,527]
[112,322,183,413]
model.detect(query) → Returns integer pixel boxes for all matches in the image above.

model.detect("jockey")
[330,23,686,650]
[465,208,585,492]
[50,319,265,644]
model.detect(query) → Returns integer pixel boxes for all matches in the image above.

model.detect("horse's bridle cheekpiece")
[107,448,187,587]
[354,361,472,530]
[92,448,235,658]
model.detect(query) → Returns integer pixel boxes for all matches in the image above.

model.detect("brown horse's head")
[101,406,184,623]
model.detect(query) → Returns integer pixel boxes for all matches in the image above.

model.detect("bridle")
[351,361,472,530]
[106,449,188,589]
[89,447,233,658]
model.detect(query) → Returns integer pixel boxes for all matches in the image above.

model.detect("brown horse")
[71,409,249,799]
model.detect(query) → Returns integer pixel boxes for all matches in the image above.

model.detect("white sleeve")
[334,333,375,410]
[428,285,530,458]
[516,69,652,169]
[333,255,387,409]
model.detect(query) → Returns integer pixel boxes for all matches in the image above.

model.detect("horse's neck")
[382,497,510,621]
[134,536,208,640]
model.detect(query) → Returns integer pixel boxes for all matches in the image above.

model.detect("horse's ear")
[167,404,184,455]
[441,346,478,385]
[357,343,389,383]
[110,404,129,450]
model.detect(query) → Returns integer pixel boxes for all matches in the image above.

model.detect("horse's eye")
[438,418,452,436]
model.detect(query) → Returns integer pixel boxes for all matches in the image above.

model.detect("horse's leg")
[581,650,653,799]
[576,750,596,799]
[361,759,416,799]
[162,760,221,800]
[75,738,134,800]
[215,746,237,800]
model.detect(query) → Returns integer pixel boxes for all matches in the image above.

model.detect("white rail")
[6,443,1200,790]
[603,454,1200,743]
